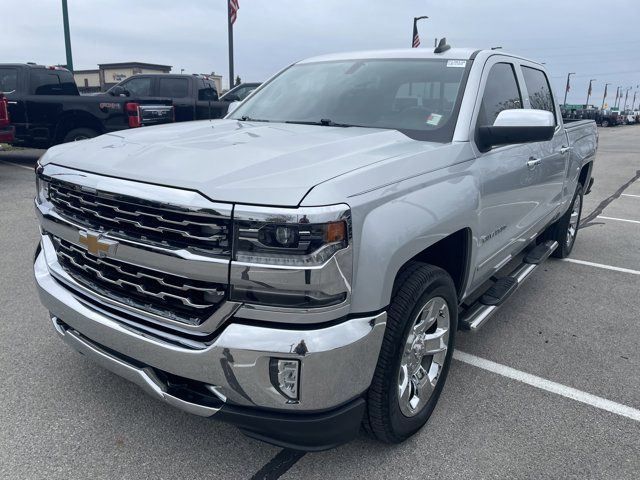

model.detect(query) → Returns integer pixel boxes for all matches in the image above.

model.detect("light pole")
[180,69,185,74]
[61,0,73,71]
[601,83,610,110]
[585,79,596,108]
[563,72,575,106]
[412,16,428,48]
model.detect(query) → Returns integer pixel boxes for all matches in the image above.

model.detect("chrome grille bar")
[47,180,231,253]
[52,236,226,325]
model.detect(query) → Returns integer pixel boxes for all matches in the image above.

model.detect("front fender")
[349,163,480,313]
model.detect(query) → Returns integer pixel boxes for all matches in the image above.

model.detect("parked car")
[34,46,597,451]
[219,82,261,102]
[0,64,174,147]
[107,75,259,121]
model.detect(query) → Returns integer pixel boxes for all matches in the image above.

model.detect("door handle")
[7,101,18,105]
[559,146,573,155]
[527,157,541,169]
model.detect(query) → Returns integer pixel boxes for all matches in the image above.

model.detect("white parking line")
[621,194,640,198]
[597,215,640,225]
[454,351,640,423]
[561,258,640,276]
[0,160,34,171]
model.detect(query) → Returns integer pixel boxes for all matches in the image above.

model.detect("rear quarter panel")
[563,120,597,208]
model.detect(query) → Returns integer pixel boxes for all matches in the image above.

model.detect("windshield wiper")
[238,115,271,122]
[285,119,353,127]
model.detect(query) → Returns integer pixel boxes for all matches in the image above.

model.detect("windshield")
[229,58,469,142]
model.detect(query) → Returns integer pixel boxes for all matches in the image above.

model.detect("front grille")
[52,236,226,325]
[48,180,231,254]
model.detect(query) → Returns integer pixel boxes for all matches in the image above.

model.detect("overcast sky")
[3,0,640,105]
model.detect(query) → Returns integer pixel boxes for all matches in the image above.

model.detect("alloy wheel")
[397,296,450,417]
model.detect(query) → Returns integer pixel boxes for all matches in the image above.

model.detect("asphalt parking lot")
[1,127,639,479]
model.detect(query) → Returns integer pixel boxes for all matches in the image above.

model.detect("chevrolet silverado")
[34,44,597,450]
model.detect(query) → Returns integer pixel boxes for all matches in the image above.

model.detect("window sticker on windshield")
[426,113,442,126]
[446,60,467,68]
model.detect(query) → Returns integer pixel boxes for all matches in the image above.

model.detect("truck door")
[195,79,218,120]
[157,77,192,122]
[471,60,542,281]
[24,69,77,144]
[519,64,567,223]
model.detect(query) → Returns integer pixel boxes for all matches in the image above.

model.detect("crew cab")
[34,46,597,451]
[1,64,174,147]
[107,74,256,122]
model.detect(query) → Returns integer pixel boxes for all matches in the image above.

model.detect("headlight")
[36,174,50,204]
[234,204,350,266]
[230,204,352,309]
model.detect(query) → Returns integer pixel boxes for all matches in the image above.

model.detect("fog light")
[270,358,300,402]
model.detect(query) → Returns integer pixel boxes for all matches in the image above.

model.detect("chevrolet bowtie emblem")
[79,230,118,257]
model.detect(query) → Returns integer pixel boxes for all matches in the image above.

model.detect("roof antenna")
[434,37,451,54]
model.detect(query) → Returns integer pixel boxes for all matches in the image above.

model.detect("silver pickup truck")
[34,46,597,451]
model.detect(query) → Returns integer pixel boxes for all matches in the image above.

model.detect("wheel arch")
[54,110,104,143]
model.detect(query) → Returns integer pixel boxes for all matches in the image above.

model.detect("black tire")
[363,262,457,443]
[63,127,98,143]
[544,183,584,258]
[601,120,609,127]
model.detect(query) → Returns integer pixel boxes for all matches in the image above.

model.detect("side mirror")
[477,109,555,152]
[110,86,129,97]
[223,94,239,102]
[226,101,240,115]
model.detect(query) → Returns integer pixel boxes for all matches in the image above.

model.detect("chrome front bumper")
[35,247,386,413]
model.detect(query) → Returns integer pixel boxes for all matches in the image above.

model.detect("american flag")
[412,22,420,48]
[229,0,239,25]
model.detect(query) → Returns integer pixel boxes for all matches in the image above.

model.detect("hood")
[42,119,439,206]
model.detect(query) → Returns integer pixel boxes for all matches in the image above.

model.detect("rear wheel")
[63,127,98,143]
[544,183,584,258]
[601,119,609,127]
[363,263,457,443]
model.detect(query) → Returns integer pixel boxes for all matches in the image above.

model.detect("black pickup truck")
[107,74,260,121]
[0,64,174,147]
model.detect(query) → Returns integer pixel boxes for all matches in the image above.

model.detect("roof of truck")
[298,48,541,66]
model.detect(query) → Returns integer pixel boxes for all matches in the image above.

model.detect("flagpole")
[585,79,595,108]
[563,72,575,106]
[227,0,234,89]
[601,83,610,110]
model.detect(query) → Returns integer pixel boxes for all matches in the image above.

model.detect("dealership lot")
[1,127,639,479]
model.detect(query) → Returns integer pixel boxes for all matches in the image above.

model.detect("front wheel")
[363,263,457,443]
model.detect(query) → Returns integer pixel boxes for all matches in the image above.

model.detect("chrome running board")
[460,241,558,331]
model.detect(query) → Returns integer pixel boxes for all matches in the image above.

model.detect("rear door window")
[0,68,18,93]
[158,78,189,98]
[522,66,556,123]
[198,80,218,101]
[30,71,78,95]
[477,62,522,126]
